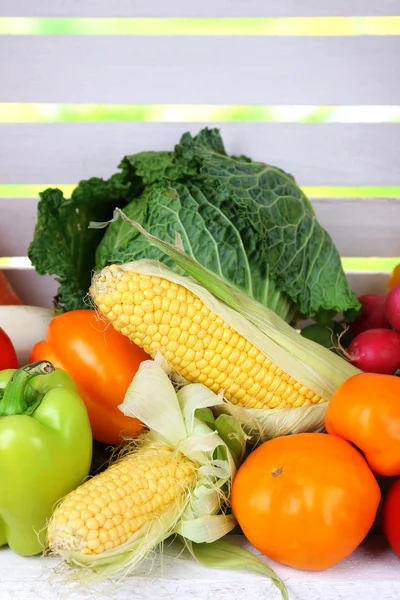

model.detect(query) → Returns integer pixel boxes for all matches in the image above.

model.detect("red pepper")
[0,328,18,370]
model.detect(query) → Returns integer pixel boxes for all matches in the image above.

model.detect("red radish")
[386,284,400,332]
[348,329,400,374]
[349,293,390,336]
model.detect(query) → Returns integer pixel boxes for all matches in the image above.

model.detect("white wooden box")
[1,1,400,598]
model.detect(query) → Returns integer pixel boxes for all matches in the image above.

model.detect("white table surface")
[1,535,399,600]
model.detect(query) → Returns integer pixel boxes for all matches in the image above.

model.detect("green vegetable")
[28,176,132,312]
[28,127,360,323]
[0,361,92,556]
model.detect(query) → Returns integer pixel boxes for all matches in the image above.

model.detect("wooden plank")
[1,122,399,186]
[312,198,400,257]
[4,269,57,307]
[0,198,37,256]
[1,0,398,17]
[346,271,390,296]
[1,36,400,104]
[2,197,400,258]
[0,536,398,600]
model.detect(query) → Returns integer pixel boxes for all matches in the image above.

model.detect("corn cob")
[46,359,241,580]
[48,444,197,556]
[46,357,286,596]
[91,265,323,411]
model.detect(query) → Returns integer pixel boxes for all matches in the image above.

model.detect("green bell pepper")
[0,361,93,556]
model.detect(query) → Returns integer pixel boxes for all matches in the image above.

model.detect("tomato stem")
[271,467,283,477]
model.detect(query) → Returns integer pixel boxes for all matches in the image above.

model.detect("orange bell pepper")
[325,372,400,477]
[388,264,400,293]
[30,309,149,445]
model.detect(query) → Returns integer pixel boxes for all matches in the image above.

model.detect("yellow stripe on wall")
[0,16,400,36]
[0,185,399,199]
[1,104,400,123]
[0,256,398,273]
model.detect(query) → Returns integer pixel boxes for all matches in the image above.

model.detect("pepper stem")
[0,361,55,416]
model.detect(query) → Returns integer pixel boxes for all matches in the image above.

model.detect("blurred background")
[1,14,399,274]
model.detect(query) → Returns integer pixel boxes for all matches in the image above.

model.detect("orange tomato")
[231,433,380,571]
[325,372,400,477]
[30,309,149,444]
[381,478,400,559]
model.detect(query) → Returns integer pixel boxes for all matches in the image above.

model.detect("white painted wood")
[3,269,57,308]
[1,36,400,105]
[0,536,398,600]
[312,198,400,257]
[0,198,37,257]
[346,271,390,296]
[1,123,400,186]
[2,197,400,259]
[0,0,398,17]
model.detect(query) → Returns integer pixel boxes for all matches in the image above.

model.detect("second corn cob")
[48,443,197,556]
[47,358,243,580]
[46,358,286,597]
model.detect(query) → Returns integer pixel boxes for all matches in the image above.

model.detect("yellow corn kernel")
[91,267,323,410]
[48,446,197,556]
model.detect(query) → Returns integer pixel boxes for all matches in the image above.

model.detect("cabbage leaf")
[29,127,360,322]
